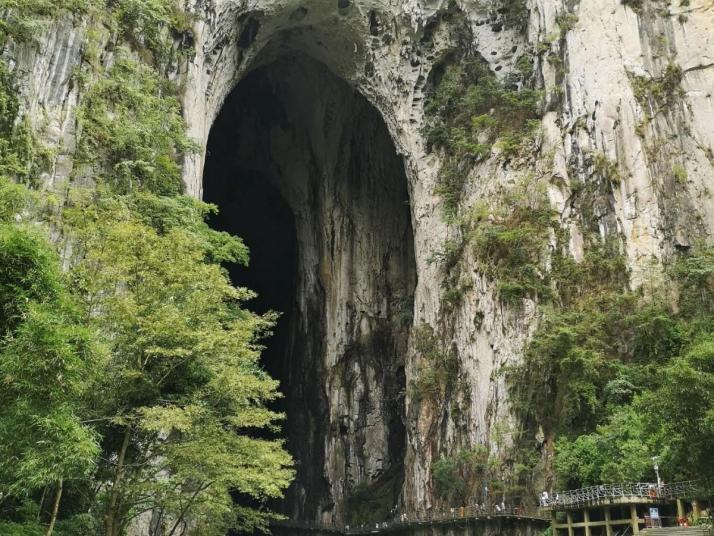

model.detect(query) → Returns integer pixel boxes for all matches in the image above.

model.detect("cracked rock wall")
[4,0,714,526]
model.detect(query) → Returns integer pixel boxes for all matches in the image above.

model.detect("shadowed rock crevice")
[203,52,416,524]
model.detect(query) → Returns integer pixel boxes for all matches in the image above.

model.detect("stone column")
[584,509,592,536]
[567,512,575,536]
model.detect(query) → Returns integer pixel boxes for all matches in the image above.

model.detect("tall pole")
[652,457,661,489]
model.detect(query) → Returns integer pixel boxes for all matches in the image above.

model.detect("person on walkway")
[540,491,549,507]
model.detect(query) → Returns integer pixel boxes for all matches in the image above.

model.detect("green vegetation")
[112,0,193,65]
[0,62,52,185]
[622,0,643,12]
[593,153,622,185]
[0,214,101,536]
[428,236,467,308]
[500,0,530,31]
[424,55,543,218]
[0,179,292,536]
[0,1,294,535]
[0,0,97,44]
[555,12,579,38]
[510,239,714,488]
[516,55,535,79]
[428,173,557,311]
[630,63,684,118]
[673,163,688,184]
[345,470,400,526]
[467,174,556,303]
[432,446,489,504]
[76,52,194,195]
[509,240,626,419]
[0,0,190,65]
[621,0,684,15]
[411,325,460,404]
[65,192,293,535]
[430,438,537,507]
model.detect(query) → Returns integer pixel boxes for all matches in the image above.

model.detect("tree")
[0,224,100,536]
[555,407,653,487]
[432,445,490,505]
[639,339,714,481]
[66,192,293,535]
[551,244,714,489]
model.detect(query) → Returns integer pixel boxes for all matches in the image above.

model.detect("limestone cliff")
[4,0,714,527]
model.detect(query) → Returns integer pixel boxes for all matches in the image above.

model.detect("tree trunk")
[105,428,131,536]
[167,483,211,536]
[37,486,47,523]
[45,480,63,536]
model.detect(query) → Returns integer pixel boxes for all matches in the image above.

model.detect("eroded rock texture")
[5,0,714,527]
[203,54,415,521]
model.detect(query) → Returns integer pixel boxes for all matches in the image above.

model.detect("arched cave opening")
[203,52,416,524]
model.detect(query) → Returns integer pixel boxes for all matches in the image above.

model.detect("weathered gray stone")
[5,0,714,529]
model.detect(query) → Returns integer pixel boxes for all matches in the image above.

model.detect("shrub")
[0,224,63,334]
[630,63,684,117]
[412,325,459,404]
[113,0,193,65]
[432,445,490,504]
[622,0,643,12]
[468,174,556,303]
[433,457,466,503]
[673,163,687,184]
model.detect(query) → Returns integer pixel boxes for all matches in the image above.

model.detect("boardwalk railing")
[273,480,712,534]
[544,480,713,510]
[273,508,548,534]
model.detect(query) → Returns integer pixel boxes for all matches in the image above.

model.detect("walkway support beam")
[693,500,701,521]
[604,506,613,536]
[552,511,559,536]
[584,509,592,536]
[630,504,639,534]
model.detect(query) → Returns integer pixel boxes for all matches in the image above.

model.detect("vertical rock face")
[202,53,416,521]
[6,0,714,525]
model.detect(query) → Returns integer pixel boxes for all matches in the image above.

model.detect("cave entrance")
[203,52,416,524]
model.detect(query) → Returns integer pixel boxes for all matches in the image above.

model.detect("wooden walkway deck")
[272,512,549,534]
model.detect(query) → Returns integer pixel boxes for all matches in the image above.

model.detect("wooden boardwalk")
[543,481,712,511]
[272,511,549,535]
[545,480,712,536]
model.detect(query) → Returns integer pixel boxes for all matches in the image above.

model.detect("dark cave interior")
[203,51,416,524]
